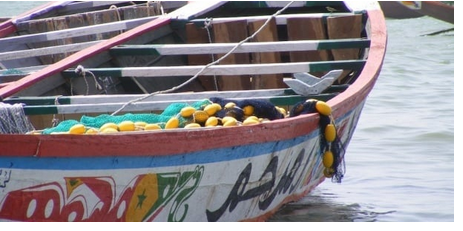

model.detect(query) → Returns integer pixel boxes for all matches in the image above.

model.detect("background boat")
[379,1,454,24]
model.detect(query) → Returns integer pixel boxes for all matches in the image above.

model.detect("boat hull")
[0,98,364,221]
[0,1,388,222]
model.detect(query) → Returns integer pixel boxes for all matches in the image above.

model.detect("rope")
[204,18,219,91]
[109,5,124,34]
[110,1,295,115]
[0,103,35,134]
[74,65,103,95]
[51,96,61,127]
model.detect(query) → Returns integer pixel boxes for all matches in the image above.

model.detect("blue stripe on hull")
[1,131,320,170]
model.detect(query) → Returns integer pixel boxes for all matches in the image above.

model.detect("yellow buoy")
[203,104,218,116]
[223,117,237,127]
[315,101,332,116]
[184,123,201,129]
[165,117,179,129]
[324,124,336,142]
[224,102,236,109]
[69,124,86,135]
[193,110,209,123]
[118,121,135,132]
[323,168,335,178]
[221,116,235,124]
[144,123,162,130]
[180,106,196,117]
[242,105,254,116]
[85,128,99,134]
[135,121,147,127]
[242,117,260,126]
[323,150,334,168]
[212,103,222,111]
[205,116,219,127]
[276,106,287,117]
[245,115,258,121]
[100,127,119,133]
[100,122,118,132]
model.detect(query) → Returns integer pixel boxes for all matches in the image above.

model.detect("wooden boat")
[379,1,454,24]
[0,1,387,222]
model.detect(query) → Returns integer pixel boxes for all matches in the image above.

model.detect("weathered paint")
[0,101,363,221]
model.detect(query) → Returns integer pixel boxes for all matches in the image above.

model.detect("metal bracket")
[283,70,343,96]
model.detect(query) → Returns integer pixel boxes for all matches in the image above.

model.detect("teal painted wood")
[3,84,348,108]
[20,93,339,115]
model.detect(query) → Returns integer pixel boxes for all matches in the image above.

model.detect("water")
[0,2,455,223]
[269,16,455,223]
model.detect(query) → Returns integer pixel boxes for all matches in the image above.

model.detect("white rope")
[110,1,295,115]
[0,103,35,134]
[204,18,219,91]
[74,65,103,95]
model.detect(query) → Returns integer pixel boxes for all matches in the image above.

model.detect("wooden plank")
[1,16,158,47]
[4,85,349,106]
[248,18,284,89]
[327,14,363,82]
[56,1,128,14]
[0,65,47,77]
[185,23,215,91]
[287,17,330,77]
[109,39,370,56]
[213,20,251,90]
[51,17,72,63]
[121,5,155,20]
[20,18,55,65]
[4,88,296,105]
[20,94,330,115]
[92,9,121,40]
[66,13,92,44]
[0,1,226,98]
[61,60,366,78]
[0,41,101,61]
[10,73,68,97]
[189,12,357,26]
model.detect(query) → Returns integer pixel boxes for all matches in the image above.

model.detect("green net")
[42,99,212,134]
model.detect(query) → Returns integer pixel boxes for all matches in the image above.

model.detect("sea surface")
[269,11,456,223]
[0,1,456,224]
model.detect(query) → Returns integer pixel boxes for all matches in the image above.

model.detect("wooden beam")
[61,60,366,78]
[4,85,349,106]
[189,12,358,26]
[248,18,284,89]
[0,37,101,62]
[0,16,159,47]
[19,93,339,115]
[287,17,330,77]
[327,14,363,82]
[185,22,215,90]
[109,39,370,56]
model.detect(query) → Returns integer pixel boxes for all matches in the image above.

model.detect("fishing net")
[42,99,211,134]
[289,99,346,183]
[0,103,35,134]
[210,97,284,121]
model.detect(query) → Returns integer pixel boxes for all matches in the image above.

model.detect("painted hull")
[0,1,387,222]
[379,1,454,24]
[0,99,364,222]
